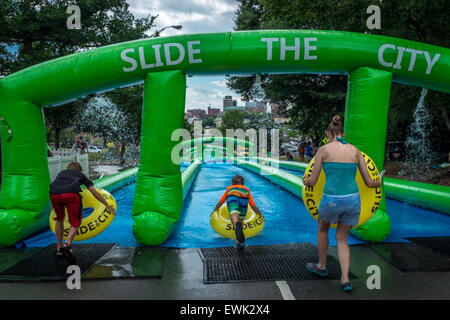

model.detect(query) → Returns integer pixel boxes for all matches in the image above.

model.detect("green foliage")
[202,117,215,128]
[0,0,157,149]
[184,118,194,135]
[0,0,157,74]
[219,110,245,135]
[105,85,143,145]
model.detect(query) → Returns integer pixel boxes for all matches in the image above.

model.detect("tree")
[220,110,245,135]
[73,85,143,165]
[229,0,449,154]
[0,0,157,74]
[0,0,157,149]
[245,111,278,152]
[105,85,143,164]
[44,99,85,150]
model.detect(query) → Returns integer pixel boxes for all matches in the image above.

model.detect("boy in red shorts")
[50,162,115,263]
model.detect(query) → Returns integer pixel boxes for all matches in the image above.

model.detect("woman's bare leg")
[230,213,243,245]
[336,222,352,283]
[317,219,330,269]
[55,220,64,253]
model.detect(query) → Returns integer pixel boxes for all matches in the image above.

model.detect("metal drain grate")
[200,243,318,260]
[0,243,116,281]
[200,243,357,284]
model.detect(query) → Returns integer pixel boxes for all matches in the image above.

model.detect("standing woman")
[302,116,383,292]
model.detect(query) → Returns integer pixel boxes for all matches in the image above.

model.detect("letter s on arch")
[121,48,138,72]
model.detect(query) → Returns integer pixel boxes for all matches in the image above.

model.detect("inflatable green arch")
[0,30,449,246]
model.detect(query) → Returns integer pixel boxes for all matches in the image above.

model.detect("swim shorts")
[318,192,361,226]
[227,195,249,219]
[50,193,83,228]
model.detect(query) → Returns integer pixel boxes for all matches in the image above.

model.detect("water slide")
[1,30,449,247]
[22,159,450,248]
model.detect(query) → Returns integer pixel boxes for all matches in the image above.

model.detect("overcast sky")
[127,0,244,111]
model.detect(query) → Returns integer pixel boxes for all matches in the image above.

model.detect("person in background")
[302,116,383,292]
[297,139,305,162]
[286,152,294,161]
[50,162,116,263]
[211,174,263,250]
[304,141,314,162]
[312,141,318,156]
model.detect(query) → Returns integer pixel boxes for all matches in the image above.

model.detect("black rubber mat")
[406,236,450,258]
[0,243,116,282]
[367,242,450,272]
[200,243,357,284]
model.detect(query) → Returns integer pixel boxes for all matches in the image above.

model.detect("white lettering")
[405,48,423,71]
[304,37,317,60]
[152,44,164,67]
[261,38,279,60]
[139,46,154,69]
[393,46,406,69]
[378,44,396,67]
[378,44,440,75]
[164,43,185,66]
[423,51,440,75]
[187,41,202,64]
[280,38,300,60]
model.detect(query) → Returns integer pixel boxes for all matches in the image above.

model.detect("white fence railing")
[48,151,89,182]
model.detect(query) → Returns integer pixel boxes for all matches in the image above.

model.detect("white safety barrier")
[48,151,89,181]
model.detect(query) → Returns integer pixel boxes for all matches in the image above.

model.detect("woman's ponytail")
[327,115,344,137]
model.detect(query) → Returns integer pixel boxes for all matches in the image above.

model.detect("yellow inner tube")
[49,188,116,241]
[302,152,382,228]
[210,203,265,239]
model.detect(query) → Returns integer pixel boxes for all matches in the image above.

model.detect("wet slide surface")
[21,163,450,248]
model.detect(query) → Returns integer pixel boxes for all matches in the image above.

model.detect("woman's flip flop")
[341,282,353,292]
[305,262,328,277]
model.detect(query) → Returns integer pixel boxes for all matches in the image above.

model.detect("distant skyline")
[128,0,244,110]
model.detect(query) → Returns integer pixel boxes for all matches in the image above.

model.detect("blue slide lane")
[21,163,450,248]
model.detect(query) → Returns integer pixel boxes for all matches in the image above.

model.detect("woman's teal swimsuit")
[318,138,361,226]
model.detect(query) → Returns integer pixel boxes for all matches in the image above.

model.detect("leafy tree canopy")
[229,0,449,153]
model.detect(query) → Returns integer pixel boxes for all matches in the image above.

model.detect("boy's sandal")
[61,244,77,264]
[53,248,63,257]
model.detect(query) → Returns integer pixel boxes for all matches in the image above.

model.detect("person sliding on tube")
[50,162,116,264]
[212,174,262,250]
[302,116,383,292]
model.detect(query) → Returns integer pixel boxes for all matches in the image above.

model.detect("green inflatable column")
[344,67,392,242]
[0,90,50,247]
[132,70,186,246]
